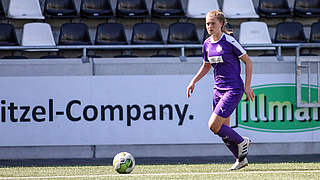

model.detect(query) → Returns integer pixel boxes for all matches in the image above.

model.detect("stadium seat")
[186,0,219,18]
[95,23,128,45]
[7,0,44,19]
[59,23,92,45]
[167,23,199,44]
[274,22,307,43]
[44,0,78,18]
[222,0,259,19]
[203,29,209,43]
[294,0,320,17]
[257,0,291,17]
[0,24,19,46]
[310,22,320,43]
[116,0,149,18]
[22,23,56,51]
[239,21,275,50]
[151,0,185,18]
[80,0,114,18]
[131,23,163,44]
[0,0,6,19]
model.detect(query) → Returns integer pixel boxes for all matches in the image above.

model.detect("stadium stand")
[0,23,19,46]
[310,22,320,43]
[274,22,307,43]
[0,0,5,19]
[186,0,219,18]
[80,0,114,18]
[239,21,275,50]
[95,23,128,45]
[22,23,56,51]
[168,23,199,44]
[0,0,318,58]
[131,23,164,44]
[257,0,291,17]
[222,0,259,19]
[151,0,185,18]
[58,23,92,45]
[7,0,44,19]
[294,0,320,17]
[44,0,78,18]
[116,0,149,18]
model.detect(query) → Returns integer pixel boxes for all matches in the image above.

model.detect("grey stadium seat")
[59,23,92,45]
[168,23,199,44]
[131,23,164,44]
[95,23,128,45]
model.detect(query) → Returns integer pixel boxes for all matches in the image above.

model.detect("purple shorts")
[212,88,244,118]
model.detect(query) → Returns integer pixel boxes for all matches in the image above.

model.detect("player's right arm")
[186,62,211,98]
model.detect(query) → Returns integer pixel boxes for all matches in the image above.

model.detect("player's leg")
[209,89,250,162]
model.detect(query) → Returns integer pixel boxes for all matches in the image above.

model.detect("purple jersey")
[203,33,246,90]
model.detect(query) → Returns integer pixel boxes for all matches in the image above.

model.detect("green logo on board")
[237,83,320,133]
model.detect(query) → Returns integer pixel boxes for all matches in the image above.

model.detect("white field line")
[0,170,320,179]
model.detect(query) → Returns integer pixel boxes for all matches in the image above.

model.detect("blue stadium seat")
[274,22,307,43]
[168,23,199,44]
[294,0,320,17]
[95,23,128,45]
[59,23,92,45]
[257,0,291,17]
[80,0,114,18]
[131,23,164,44]
[151,0,185,18]
[0,24,19,46]
[310,22,320,43]
[116,0,149,18]
[44,0,78,18]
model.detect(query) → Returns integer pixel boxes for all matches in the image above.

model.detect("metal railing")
[1,43,320,62]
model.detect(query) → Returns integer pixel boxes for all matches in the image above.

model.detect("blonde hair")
[206,10,233,35]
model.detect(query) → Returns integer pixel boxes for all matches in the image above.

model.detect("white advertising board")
[0,74,319,146]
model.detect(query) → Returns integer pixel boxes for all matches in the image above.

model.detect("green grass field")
[0,161,320,179]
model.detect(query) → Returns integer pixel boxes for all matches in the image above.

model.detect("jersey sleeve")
[227,36,246,58]
[202,41,209,62]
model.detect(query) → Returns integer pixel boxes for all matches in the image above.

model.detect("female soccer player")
[186,10,255,170]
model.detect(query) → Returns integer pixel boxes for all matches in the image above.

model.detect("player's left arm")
[240,54,255,102]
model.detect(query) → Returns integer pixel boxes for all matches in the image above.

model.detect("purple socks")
[222,137,238,158]
[217,124,244,144]
[217,124,244,158]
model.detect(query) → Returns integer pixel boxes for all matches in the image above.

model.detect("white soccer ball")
[113,152,135,174]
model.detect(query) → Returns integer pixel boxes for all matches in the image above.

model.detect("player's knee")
[208,120,220,134]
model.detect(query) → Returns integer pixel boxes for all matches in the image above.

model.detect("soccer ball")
[113,152,135,174]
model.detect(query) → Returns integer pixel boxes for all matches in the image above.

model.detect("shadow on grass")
[0,155,319,168]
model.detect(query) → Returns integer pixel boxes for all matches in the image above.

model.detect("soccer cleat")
[238,137,250,162]
[228,158,248,170]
